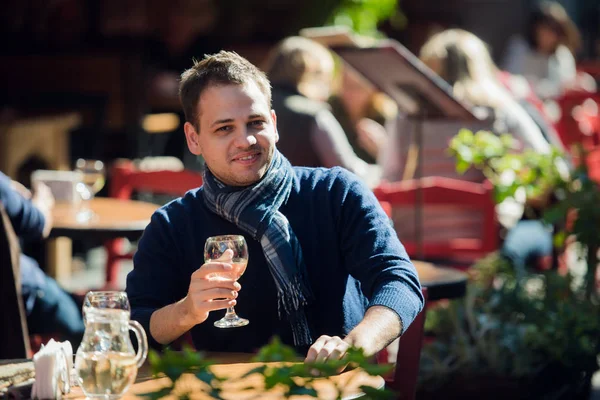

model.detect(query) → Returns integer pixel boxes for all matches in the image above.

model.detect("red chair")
[577,61,600,82]
[586,147,600,184]
[104,160,204,286]
[553,91,600,153]
[379,200,392,218]
[373,177,499,264]
[377,287,428,400]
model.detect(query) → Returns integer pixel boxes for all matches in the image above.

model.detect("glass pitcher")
[75,291,148,399]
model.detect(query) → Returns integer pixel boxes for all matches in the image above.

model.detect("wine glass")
[204,235,249,328]
[74,159,105,222]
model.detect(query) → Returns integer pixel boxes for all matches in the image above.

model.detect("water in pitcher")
[76,308,141,398]
[75,351,137,398]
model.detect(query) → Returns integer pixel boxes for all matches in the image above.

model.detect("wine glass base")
[76,209,97,223]
[214,316,249,328]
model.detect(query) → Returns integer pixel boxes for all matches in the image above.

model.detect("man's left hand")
[305,335,350,364]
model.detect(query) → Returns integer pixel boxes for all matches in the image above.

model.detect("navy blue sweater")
[127,167,423,353]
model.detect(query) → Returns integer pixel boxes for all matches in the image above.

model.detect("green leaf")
[553,231,567,248]
[240,365,268,378]
[287,385,319,397]
[543,204,568,224]
[456,159,472,174]
[360,363,394,376]
[137,386,174,400]
[359,385,397,399]
[253,336,300,362]
[195,369,216,385]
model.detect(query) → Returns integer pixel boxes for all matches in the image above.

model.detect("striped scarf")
[202,150,314,346]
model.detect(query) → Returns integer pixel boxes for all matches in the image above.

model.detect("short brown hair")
[264,36,333,90]
[179,51,272,127]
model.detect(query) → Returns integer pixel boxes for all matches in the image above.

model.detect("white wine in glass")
[204,235,249,328]
[76,159,106,195]
[75,159,105,222]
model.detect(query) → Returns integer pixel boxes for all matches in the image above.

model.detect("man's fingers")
[193,262,233,278]
[305,335,331,363]
[215,248,234,262]
[315,337,349,363]
[204,299,237,312]
[192,287,238,302]
[315,336,350,362]
[305,336,350,376]
[191,276,240,290]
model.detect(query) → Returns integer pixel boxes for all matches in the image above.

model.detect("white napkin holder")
[30,339,73,399]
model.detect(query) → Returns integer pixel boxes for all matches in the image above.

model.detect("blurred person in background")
[420,29,554,154]
[264,36,382,188]
[419,29,567,272]
[0,172,84,347]
[329,67,397,164]
[502,1,593,99]
[423,28,565,152]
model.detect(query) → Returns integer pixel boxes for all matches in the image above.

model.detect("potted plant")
[417,130,600,400]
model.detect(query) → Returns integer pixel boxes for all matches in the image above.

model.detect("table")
[51,198,158,241]
[2,353,385,400]
[48,198,158,281]
[413,260,469,301]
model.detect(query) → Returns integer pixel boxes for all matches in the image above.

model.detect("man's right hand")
[181,251,240,326]
[149,250,242,344]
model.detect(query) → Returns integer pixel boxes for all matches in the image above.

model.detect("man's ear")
[184,122,202,155]
[271,109,279,143]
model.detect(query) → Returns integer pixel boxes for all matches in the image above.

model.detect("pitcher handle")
[128,320,148,368]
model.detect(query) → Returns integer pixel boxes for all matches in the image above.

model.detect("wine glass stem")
[225,307,237,317]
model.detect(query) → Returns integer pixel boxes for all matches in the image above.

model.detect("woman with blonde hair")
[418,28,566,272]
[420,28,552,154]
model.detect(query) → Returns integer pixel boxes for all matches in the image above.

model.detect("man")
[0,172,85,347]
[264,36,383,188]
[126,51,423,362]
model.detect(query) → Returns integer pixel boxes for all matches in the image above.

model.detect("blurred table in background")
[49,198,158,284]
[413,260,469,301]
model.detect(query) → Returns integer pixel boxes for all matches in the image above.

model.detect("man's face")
[184,82,279,187]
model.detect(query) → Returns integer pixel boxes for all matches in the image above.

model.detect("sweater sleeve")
[0,172,46,240]
[126,207,186,348]
[334,169,424,333]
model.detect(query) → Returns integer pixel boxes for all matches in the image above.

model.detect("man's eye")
[216,126,232,132]
[249,120,265,128]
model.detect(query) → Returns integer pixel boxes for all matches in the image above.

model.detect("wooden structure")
[0,203,30,359]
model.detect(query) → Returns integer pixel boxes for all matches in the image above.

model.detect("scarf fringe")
[277,276,314,347]
[289,308,313,347]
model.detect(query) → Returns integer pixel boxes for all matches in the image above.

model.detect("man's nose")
[233,127,257,147]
